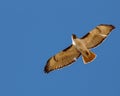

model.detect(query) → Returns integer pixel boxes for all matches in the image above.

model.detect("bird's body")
[72,35,89,57]
[72,34,96,64]
[44,24,115,73]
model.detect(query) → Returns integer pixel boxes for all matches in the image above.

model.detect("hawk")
[44,24,115,73]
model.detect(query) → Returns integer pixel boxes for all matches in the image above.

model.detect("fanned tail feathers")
[82,51,96,64]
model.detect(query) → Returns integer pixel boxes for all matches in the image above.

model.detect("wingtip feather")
[44,66,49,73]
[44,58,52,73]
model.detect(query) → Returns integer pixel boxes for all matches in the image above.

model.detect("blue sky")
[0,0,120,96]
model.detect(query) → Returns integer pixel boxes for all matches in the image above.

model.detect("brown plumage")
[44,24,115,73]
[44,45,81,73]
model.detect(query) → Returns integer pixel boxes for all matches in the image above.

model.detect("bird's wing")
[81,24,115,49]
[44,45,81,73]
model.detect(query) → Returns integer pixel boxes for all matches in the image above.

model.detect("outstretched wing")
[81,24,115,49]
[44,45,81,73]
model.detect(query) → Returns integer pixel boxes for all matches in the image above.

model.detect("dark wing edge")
[81,24,115,40]
[81,24,115,48]
[44,57,53,73]
[44,56,76,73]
[44,45,81,73]
[100,24,115,29]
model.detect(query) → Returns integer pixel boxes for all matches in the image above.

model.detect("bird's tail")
[82,51,96,64]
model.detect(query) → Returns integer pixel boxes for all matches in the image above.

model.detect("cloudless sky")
[0,0,120,96]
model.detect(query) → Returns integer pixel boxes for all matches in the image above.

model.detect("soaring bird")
[44,24,115,73]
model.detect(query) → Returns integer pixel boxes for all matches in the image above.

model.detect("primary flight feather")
[44,24,115,73]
